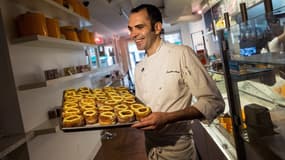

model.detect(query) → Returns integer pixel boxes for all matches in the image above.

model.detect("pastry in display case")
[60,86,151,132]
[218,5,285,160]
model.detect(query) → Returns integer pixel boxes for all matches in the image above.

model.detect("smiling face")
[128,9,162,56]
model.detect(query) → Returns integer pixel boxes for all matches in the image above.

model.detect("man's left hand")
[131,112,168,130]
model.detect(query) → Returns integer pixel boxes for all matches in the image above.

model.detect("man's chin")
[136,46,145,50]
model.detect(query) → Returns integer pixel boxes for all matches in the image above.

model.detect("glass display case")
[218,6,285,160]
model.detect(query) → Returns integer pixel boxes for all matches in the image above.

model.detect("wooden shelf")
[14,0,92,28]
[12,35,97,50]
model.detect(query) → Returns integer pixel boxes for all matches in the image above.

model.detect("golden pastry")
[134,106,151,121]
[117,109,134,123]
[83,110,98,124]
[99,111,116,125]
[63,115,84,127]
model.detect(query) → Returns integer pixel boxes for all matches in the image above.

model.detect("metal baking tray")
[60,89,145,132]
[61,121,137,132]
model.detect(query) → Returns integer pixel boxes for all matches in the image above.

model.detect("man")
[128,4,225,160]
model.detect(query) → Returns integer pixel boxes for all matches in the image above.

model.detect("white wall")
[1,0,102,159]
[28,130,102,160]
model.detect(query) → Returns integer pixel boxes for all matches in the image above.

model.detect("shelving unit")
[18,70,93,91]
[14,0,92,28]
[231,68,273,82]
[18,65,119,91]
[12,35,97,50]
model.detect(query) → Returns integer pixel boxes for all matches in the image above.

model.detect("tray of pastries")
[60,86,151,132]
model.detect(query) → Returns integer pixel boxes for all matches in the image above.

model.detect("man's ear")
[154,22,162,35]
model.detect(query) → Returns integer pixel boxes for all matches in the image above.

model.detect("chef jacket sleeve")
[181,46,225,122]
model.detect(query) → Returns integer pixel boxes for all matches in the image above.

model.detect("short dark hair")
[131,4,162,31]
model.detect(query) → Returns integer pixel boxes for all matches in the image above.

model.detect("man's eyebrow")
[128,24,145,30]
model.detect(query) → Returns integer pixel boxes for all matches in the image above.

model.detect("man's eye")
[136,25,145,29]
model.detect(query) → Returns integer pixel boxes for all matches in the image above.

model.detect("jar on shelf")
[16,12,48,37]
[78,28,90,43]
[46,18,61,38]
[89,31,95,44]
[60,26,79,41]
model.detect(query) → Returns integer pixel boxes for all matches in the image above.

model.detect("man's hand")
[131,112,168,130]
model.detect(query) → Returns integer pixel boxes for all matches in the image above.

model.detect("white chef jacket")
[134,41,224,136]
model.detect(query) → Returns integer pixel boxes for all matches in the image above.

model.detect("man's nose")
[130,30,138,40]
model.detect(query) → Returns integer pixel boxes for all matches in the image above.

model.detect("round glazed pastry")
[121,93,135,100]
[122,99,136,105]
[67,95,83,101]
[99,111,116,125]
[80,104,96,112]
[63,115,84,127]
[85,94,96,99]
[111,96,123,103]
[114,104,129,114]
[64,89,77,98]
[117,109,134,123]
[62,108,81,117]
[77,91,90,95]
[96,96,108,106]
[96,96,108,101]
[118,90,131,95]
[80,98,95,106]
[107,92,120,97]
[93,88,103,93]
[63,102,78,111]
[104,100,118,107]
[94,92,106,96]
[98,105,113,113]
[83,110,98,124]
[130,103,144,111]
[64,98,78,104]
[134,107,152,121]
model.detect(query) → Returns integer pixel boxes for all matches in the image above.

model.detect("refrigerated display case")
[218,6,285,160]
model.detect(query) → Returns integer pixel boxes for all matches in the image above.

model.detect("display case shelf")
[12,35,97,50]
[231,68,273,82]
[14,0,92,28]
[217,7,285,159]
[208,69,224,75]
[231,53,285,65]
